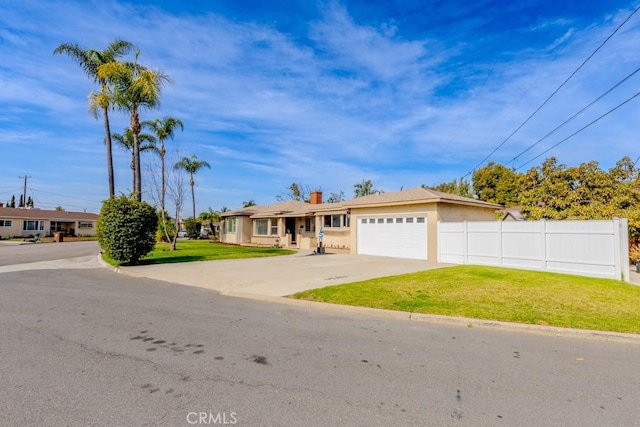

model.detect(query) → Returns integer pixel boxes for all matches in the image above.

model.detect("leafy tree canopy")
[326,191,345,203]
[354,179,378,198]
[472,162,521,206]
[424,178,472,198]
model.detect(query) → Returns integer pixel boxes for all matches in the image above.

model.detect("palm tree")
[54,39,133,197]
[98,49,171,201]
[112,128,157,193]
[143,117,183,212]
[174,154,211,218]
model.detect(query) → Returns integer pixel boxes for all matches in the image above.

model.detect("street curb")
[97,257,640,344]
[224,291,640,344]
[96,253,121,273]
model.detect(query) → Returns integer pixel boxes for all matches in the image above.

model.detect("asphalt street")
[1,244,639,426]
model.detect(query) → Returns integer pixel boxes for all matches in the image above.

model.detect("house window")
[406,217,414,223]
[51,221,64,231]
[23,220,44,231]
[224,218,237,233]
[368,218,375,224]
[416,217,425,223]
[377,218,384,223]
[324,214,349,228]
[360,218,367,224]
[270,218,278,236]
[255,219,268,235]
[396,218,404,223]
[0,220,12,227]
[386,218,393,223]
[305,217,314,232]
[78,221,93,229]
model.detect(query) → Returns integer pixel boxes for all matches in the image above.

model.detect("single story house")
[221,187,501,261]
[0,206,98,239]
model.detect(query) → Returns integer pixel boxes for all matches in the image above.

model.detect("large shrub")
[184,217,202,239]
[97,195,158,264]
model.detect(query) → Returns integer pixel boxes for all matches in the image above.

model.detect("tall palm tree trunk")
[102,105,115,197]
[131,107,142,201]
[190,175,196,219]
[161,146,166,212]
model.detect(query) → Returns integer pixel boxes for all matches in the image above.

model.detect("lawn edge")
[225,291,640,344]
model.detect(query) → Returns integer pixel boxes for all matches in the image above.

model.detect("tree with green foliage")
[184,217,202,239]
[97,195,158,264]
[54,39,134,197]
[198,208,221,238]
[26,196,34,208]
[424,178,472,197]
[472,162,521,206]
[8,195,16,208]
[326,191,345,203]
[97,49,171,201]
[174,154,211,218]
[519,156,640,235]
[354,179,378,198]
[143,117,184,213]
[19,194,24,208]
[242,200,256,207]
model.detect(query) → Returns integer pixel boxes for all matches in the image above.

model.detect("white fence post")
[611,218,631,282]
[497,221,503,266]
[540,219,547,271]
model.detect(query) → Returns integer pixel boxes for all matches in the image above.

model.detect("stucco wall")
[436,203,498,222]
[0,220,23,239]
[221,216,253,244]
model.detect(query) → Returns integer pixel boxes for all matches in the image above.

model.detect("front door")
[286,218,296,243]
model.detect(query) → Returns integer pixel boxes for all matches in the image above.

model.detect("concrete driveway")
[118,252,449,297]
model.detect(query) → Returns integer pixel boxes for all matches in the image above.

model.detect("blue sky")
[1,0,639,214]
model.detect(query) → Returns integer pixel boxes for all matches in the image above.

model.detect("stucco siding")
[437,203,498,222]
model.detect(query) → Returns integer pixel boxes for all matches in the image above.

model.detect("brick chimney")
[310,191,323,204]
[0,202,3,207]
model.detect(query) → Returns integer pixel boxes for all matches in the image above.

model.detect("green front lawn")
[293,265,640,334]
[104,240,295,266]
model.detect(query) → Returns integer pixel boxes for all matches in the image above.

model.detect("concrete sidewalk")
[117,252,449,297]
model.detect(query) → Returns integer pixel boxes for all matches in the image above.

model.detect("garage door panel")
[357,215,427,260]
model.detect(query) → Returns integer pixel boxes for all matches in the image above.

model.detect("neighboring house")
[0,207,98,239]
[500,206,524,221]
[221,188,501,261]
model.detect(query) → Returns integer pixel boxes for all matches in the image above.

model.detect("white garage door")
[357,215,428,260]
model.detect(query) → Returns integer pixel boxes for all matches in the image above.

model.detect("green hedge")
[97,195,158,265]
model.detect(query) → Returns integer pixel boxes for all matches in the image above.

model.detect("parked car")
[178,229,187,238]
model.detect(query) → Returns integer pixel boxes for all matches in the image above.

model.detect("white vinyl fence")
[438,219,630,282]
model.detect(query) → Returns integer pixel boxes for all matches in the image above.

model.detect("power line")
[508,65,640,164]
[29,187,103,203]
[515,90,640,170]
[465,3,640,177]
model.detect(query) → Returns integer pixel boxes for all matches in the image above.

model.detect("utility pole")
[19,175,30,208]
